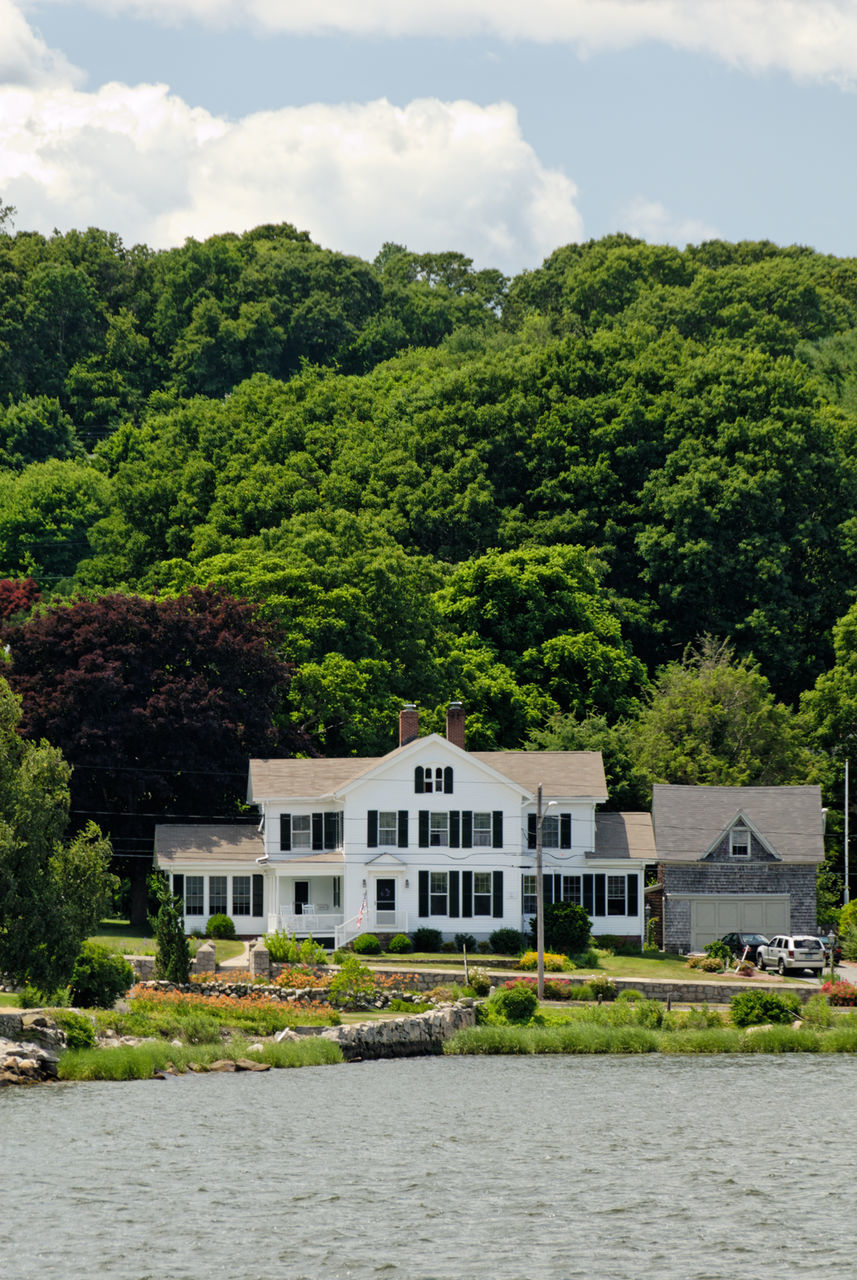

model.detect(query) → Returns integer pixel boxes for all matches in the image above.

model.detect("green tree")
[635,638,817,792]
[525,711,650,811]
[0,677,115,989]
[148,872,191,984]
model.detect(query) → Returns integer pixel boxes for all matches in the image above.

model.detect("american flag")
[356,893,367,927]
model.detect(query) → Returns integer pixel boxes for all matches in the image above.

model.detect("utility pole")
[845,759,850,905]
[536,783,545,1001]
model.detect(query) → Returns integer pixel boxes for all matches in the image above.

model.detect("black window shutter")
[492,810,503,848]
[462,870,473,918]
[418,869,429,917]
[279,814,291,851]
[415,766,424,794]
[173,873,184,904]
[554,874,562,902]
[312,812,324,850]
[398,809,409,848]
[543,873,554,906]
[627,874,638,916]
[444,766,453,794]
[594,874,606,916]
[527,813,536,850]
[418,810,429,847]
[492,870,503,918]
[324,811,338,849]
[583,874,594,914]
[367,810,378,848]
[450,810,460,848]
[449,870,460,917]
[252,874,264,917]
[560,814,572,849]
[462,811,473,847]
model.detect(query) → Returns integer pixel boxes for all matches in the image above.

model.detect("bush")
[19,984,70,1008]
[454,932,477,952]
[802,993,834,1028]
[70,942,135,1008]
[477,940,492,953]
[205,914,235,940]
[352,933,382,956]
[529,902,591,955]
[51,1008,97,1050]
[490,982,539,1023]
[588,974,618,1002]
[412,928,443,952]
[699,956,723,972]
[440,940,457,953]
[520,951,569,972]
[821,979,857,1006]
[704,940,733,964]
[468,968,492,996]
[730,989,801,1027]
[616,988,644,1002]
[328,955,376,1007]
[148,872,191,984]
[543,979,573,1000]
[387,933,413,954]
[598,935,642,956]
[489,928,524,955]
[265,931,328,965]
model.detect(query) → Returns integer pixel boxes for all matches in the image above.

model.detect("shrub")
[529,902,591,955]
[51,1008,97,1050]
[489,927,524,955]
[205,914,235,940]
[441,940,457,953]
[588,974,617,1002]
[841,923,857,962]
[704,940,733,964]
[387,933,414,954]
[468,968,492,996]
[412,927,443,952]
[700,956,723,972]
[616,988,644,1002]
[352,933,382,955]
[821,979,857,1006]
[19,984,70,1008]
[328,955,376,1006]
[598,935,642,957]
[543,979,573,1000]
[265,931,327,965]
[491,982,539,1023]
[454,932,477,952]
[520,951,569,972]
[70,942,134,1008]
[686,955,701,969]
[570,948,600,969]
[802,993,834,1028]
[148,872,191,984]
[730,989,801,1027]
[477,940,492,953]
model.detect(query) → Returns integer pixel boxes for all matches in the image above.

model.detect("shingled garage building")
[649,784,825,953]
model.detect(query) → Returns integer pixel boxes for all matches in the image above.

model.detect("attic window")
[730,825,750,858]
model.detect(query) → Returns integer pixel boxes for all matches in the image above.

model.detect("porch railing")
[267,912,344,936]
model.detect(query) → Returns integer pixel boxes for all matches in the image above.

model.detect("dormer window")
[415,765,453,794]
[730,824,750,858]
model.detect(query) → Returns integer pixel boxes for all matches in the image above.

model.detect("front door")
[375,878,396,924]
[294,881,309,913]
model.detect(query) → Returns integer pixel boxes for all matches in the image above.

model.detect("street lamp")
[535,784,557,1001]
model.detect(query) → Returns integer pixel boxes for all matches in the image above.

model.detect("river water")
[1,1055,854,1280]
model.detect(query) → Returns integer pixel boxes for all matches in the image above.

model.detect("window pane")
[209,875,227,915]
[379,811,397,844]
[473,813,491,847]
[607,875,626,916]
[561,876,581,906]
[233,875,251,915]
[430,813,449,846]
[473,871,492,916]
[185,876,204,915]
[731,826,750,856]
[522,874,537,915]
[292,815,311,848]
[430,870,447,915]
[542,815,559,848]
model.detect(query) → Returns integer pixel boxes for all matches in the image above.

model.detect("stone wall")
[0,1013,65,1086]
[316,1001,476,1060]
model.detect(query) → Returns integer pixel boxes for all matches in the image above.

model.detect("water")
[1,1055,854,1280]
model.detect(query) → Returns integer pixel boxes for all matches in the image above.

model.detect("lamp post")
[535,785,557,1001]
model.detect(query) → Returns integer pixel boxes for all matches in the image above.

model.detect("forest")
[2,216,857,903]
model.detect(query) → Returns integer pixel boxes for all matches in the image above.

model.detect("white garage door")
[690,896,791,951]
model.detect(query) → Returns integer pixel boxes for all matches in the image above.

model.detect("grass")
[91,920,244,964]
[369,950,774,983]
[445,1020,857,1056]
[58,1034,343,1080]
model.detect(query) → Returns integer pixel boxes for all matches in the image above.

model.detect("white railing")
[332,909,410,949]
[267,912,344,936]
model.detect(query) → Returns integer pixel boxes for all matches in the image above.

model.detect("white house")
[155,701,655,948]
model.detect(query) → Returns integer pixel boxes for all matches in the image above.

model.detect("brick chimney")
[445,700,466,750]
[399,702,419,746]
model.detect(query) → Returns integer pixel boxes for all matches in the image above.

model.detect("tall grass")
[446,1020,857,1056]
[58,1035,343,1080]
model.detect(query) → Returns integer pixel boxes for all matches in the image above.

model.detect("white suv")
[755,935,824,976]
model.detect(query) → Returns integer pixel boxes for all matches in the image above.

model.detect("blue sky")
[2,1,856,273]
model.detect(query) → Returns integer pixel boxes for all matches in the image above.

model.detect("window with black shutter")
[311,812,324,850]
[418,869,429,916]
[449,870,460,917]
[492,810,503,848]
[324,811,341,849]
[279,814,291,851]
[398,810,409,848]
[443,766,453,794]
[414,766,424,793]
[418,810,429,847]
[560,814,572,849]
[462,870,473,917]
[367,810,378,848]
[252,874,264,917]
[449,810,460,848]
[627,874,639,917]
[527,813,536,849]
[594,873,606,916]
[583,874,594,914]
[543,873,554,906]
[462,810,473,848]
[172,873,184,904]
[492,870,503,918]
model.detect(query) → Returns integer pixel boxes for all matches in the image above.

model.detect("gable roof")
[652,784,825,864]
[248,747,607,802]
[592,812,656,861]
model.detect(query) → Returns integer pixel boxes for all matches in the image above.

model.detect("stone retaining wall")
[315,1001,476,1061]
[0,1012,65,1086]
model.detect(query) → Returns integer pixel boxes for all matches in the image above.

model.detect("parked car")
[755,935,825,975]
[816,935,843,964]
[720,932,769,960]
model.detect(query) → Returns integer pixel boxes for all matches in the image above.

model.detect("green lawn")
[368,950,791,984]
[90,920,245,965]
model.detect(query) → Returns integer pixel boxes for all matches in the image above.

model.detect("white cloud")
[0,0,80,86]
[31,0,857,85]
[620,197,720,247]
[0,85,583,271]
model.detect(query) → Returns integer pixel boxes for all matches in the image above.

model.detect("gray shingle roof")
[249,748,607,801]
[155,824,264,864]
[652,784,825,864]
[592,812,656,861]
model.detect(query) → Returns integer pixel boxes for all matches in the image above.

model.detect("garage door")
[690,896,790,951]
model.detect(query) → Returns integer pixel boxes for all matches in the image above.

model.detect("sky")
[1,0,856,274]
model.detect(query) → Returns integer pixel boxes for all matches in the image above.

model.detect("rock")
[208,1059,237,1072]
[235,1058,270,1072]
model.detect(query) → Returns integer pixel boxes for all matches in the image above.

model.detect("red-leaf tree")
[0,577,40,620]
[2,587,309,921]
